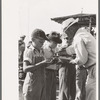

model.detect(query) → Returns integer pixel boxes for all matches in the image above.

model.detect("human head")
[46,31,62,49]
[31,28,48,40]
[20,35,26,41]
[31,28,47,49]
[62,18,79,40]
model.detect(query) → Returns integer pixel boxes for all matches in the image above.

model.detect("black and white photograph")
[2,0,98,100]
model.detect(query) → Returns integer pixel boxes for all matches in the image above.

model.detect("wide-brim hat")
[31,28,48,40]
[62,18,79,30]
[46,31,62,44]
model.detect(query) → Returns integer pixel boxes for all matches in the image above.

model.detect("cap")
[62,18,79,30]
[31,29,48,40]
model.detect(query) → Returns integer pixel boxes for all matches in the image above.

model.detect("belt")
[86,63,96,69]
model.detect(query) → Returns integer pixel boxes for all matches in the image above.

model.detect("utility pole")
[81,8,83,14]
[89,17,92,33]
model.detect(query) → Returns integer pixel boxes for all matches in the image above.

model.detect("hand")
[50,57,59,64]
[58,50,67,56]
[44,60,52,65]
[56,60,63,65]
[69,60,76,64]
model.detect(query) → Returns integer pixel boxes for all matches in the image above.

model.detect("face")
[63,25,77,40]
[33,37,45,49]
[49,41,57,49]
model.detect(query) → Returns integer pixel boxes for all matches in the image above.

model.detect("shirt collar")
[49,46,56,52]
[29,42,43,54]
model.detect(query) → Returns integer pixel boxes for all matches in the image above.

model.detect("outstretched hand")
[49,57,59,64]
[69,60,76,65]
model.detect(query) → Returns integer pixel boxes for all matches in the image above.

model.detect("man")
[19,35,26,79]
[62,18,96,100]
[19,35,26,62]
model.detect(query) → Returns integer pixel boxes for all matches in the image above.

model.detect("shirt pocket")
[34,56,44,64]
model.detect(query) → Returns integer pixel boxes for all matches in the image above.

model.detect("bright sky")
[18,0,98,43]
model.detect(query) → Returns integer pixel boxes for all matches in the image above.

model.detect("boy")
[43,31,62,100]
[23,29,48,100]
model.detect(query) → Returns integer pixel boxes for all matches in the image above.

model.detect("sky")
[18,0,98,44]
[2,0,98,100]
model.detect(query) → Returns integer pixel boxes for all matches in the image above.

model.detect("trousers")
[23,67,46,100]
[46,69,56,100]
[85,65,96,100]
[59,63,76,100]
[75,66,87,100]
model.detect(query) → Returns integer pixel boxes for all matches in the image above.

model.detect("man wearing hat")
[43,31,62,100]
[62,18,96,100]
[23,29,49,100]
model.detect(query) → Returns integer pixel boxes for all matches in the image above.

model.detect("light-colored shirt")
[72,28,96,68]
[43,45,57,70]
[23,44,45,93]
[24,44,44,64]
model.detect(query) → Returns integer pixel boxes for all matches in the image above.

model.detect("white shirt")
[72,28,96,68]
[43,45,57,70]
[23,44,45,93]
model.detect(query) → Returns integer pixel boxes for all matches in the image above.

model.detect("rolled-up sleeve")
[66,45,75,55]
[73,37,88,66]
[24,48,33,64]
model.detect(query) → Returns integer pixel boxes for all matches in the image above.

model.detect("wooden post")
[89,17,92,33]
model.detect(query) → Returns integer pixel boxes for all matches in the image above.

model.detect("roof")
[51,13,96,26]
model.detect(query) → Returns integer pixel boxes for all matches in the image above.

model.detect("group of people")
[19,17,96,100]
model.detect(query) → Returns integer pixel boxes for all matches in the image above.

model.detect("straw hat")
[62,18,79,30]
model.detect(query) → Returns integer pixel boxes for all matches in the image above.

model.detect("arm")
[66,45,75,55]
[23,60,48,73]
[58,56,72,63]
[23,48,50,73]
[70,38,88,66]
[57,45,75,63]
[57,48,71,57]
